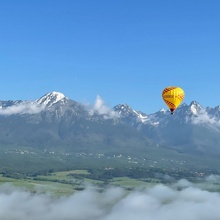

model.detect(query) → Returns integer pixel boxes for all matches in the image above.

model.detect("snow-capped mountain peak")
[160,109,166,113]
[35,91,67,107]
[189,101,203,115]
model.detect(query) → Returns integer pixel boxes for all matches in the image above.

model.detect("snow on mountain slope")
[1,91,220,128]
[35,92,67,107]
[0,92,67,115]
[124,100,220,129]
[1,91,220,156]
[133,110,148,123]
[189,101,203,115]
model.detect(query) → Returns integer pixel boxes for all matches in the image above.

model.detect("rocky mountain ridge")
[0,91,220,156]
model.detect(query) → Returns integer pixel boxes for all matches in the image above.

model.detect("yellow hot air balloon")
[162,86,185,114]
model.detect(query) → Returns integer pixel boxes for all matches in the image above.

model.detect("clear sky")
[0,0,220,114]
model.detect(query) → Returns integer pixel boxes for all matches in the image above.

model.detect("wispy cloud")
[88,95,119,119]
[0,102,45,116]
[189,109,219,125]
[1,182,220,220]
[192,114,217,125]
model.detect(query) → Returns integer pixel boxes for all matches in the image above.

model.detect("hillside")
[0,92,220,173]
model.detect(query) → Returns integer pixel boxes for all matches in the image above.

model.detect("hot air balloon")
[162,86,184,114]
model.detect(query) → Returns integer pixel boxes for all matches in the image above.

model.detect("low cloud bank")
[0,102,44,115]
[191,114,218,125]
[188,108,220,126]
[1,181,220,220]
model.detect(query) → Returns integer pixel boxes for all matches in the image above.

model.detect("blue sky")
[0,0,220,114]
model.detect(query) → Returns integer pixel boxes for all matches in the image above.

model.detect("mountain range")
[0,91,220,171]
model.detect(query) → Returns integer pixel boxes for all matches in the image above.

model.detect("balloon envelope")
[162,86,184,114]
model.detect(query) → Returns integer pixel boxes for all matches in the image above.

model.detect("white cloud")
[174,178,193,188]
[206,174,220,182]
[89,95,119,119]
[190,109,219,125]
[0,102,45,116]
[192,114,217,125]
[1,182,220,220]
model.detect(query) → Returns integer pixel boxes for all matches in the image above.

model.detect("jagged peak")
[189,101,203,115]
[114,104,132,111]
[35,91,67,107]
[214,106,220,111]
[113,104,136,117]
[190,100,201,106]
[114,103,130,108]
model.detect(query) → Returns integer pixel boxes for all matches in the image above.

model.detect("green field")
[0,170,158,196]
[1,169,220,196]
[1,144,220,196]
